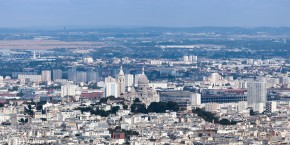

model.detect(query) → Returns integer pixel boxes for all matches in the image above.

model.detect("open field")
[0,40,107,50]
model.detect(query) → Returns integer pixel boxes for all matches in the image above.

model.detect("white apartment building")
[61,84,77,98]
[41,70,51,82]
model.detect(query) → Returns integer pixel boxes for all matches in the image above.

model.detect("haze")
[0,0,290,28]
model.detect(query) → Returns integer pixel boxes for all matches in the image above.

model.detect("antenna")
[33,51,36,59]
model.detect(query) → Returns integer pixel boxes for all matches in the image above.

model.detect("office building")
[41,70,51,82]
[87,70,98,83]
[76,71,87,83]
[247,80,267,107]
[105,76,118,97]
[61,84,77,98]
[265,101,277,113]
[52,69,62,80]
[67,68,77,82]
[18,74,41,82]
[134,74,142,87]
[125,74,134,87]
[191,93,201,106]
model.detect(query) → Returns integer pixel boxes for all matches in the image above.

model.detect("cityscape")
[1,0,290,145]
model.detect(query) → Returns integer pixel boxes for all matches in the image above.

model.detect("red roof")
[81,92,103,99]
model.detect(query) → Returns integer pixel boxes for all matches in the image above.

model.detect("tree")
[111,106,120,114]
[147,102,167,113]
[130,101,180,114]
[219,119,237,125]
[25,105,34,116]
[8,86,19,92]
[166,101,179,112]
[88,83,101,89]
[192,108,238,125]
[192,108,218,123]
[16,92,24,97]
[147,101,179,113]
[250,109,256,116]
[108,96,116,99]
[99,98,108,104]
[131,103,148,114]
[19,118,28,124]
[36,104,43,110]
[133,98,141,103]
[19,118,25,123]
[0,103,4,107]
[123,105,128,110]
[28,104,32,110]
[75,133,80,136]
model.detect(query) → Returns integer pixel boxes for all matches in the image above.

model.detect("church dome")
[138,74,149,85]
[138,67,149,87]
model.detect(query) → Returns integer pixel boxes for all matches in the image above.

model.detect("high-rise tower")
[41,70,51,82]
[117,66,126,97]
[247,80,267,107]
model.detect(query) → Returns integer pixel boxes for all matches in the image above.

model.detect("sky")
[0,0,290,28]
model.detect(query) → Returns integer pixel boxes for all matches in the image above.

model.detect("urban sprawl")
[0,27,290,144]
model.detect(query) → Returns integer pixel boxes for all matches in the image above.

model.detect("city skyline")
[1,1,290,144]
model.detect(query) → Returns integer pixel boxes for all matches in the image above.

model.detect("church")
[117,66,160,106]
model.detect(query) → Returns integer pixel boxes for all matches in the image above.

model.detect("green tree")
[28,104,32,110]
[219,119,237,125]
[111,106,120,114]
[133,98,141,103]
[99,98,108,104]
[25,105,34,116]
[36,104,43,110]
[19,118,28,123]
[123,105,128,110]
[166,101,179,112]
[147,102,167,113]
[40,118,47,121]
[192,108,218,123]
[131,103,148,114]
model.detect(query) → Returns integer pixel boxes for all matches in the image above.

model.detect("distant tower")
[105,76,118,97]
[33,51,36,59]
[125,74,134,87]
[247,80,267,107]
[41,70,51,82]
[52,69,62,80]
[117,66,126,97]
[38,52,41,58]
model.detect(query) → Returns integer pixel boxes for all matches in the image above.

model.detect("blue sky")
[0,0,290,28]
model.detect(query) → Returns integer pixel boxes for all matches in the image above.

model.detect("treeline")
[131,99,179,114]
[75,106,120,117]
[192,108,237,125]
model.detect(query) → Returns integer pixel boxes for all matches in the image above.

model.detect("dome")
[138,74,149,86]
[138,67,149,87]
